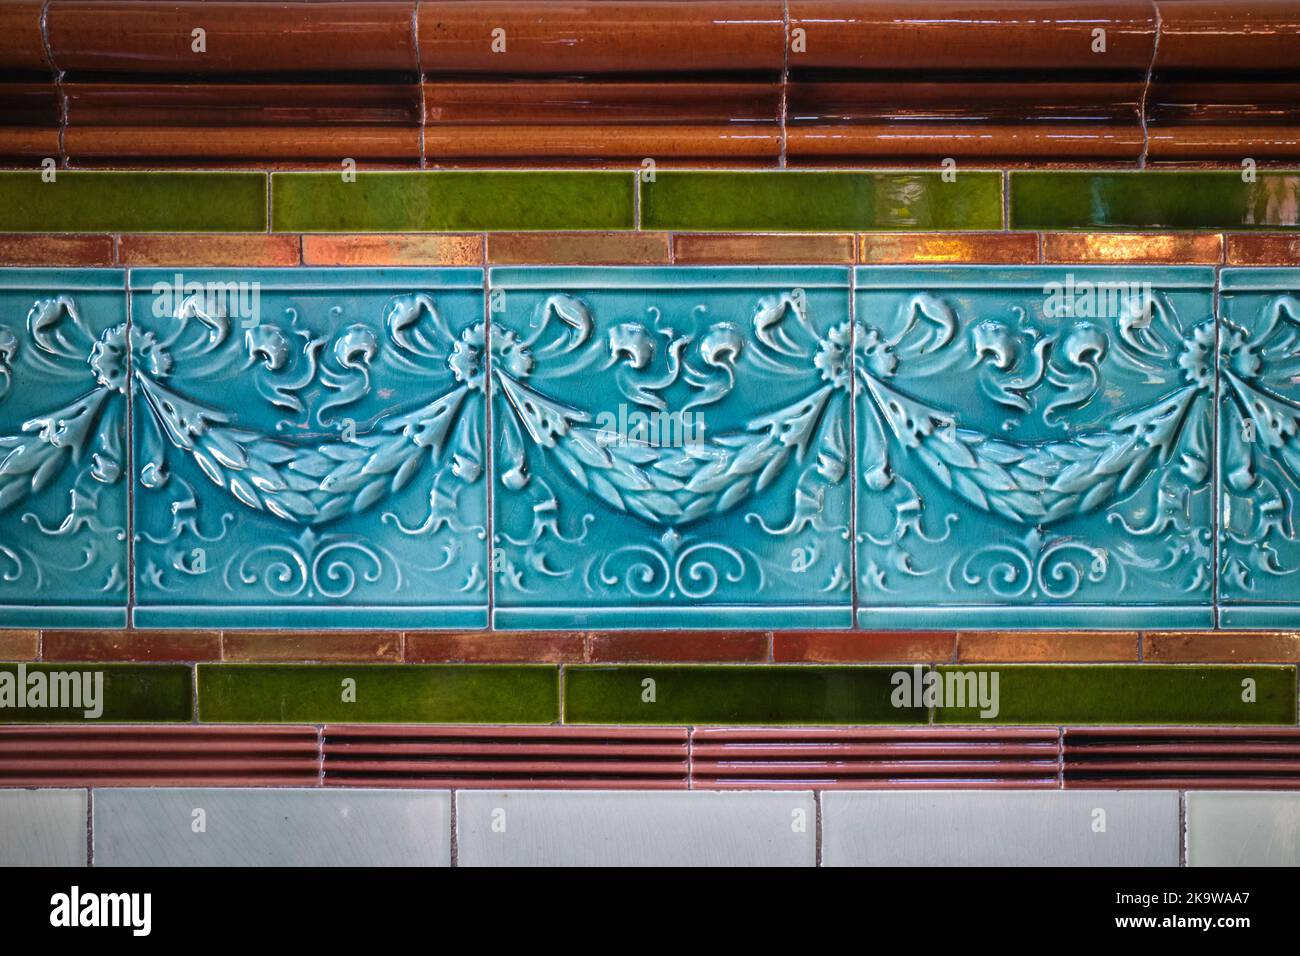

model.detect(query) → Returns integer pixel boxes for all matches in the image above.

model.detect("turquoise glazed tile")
[854,267,1216,629]
[0,663,192,722]
[1218,269,1300,627]
[271,172,634,232]
[1010,171,1300,230]
[0,172,267,233]
[930,665,1296,724]
[488,267,853,629]
[196,664,558,723]
[564,665,925,724]
[642,171,1003,232]
[0,269,128,626]
[130,268,488,628]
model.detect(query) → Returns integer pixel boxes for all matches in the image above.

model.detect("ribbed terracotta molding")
[1,0,1297,165]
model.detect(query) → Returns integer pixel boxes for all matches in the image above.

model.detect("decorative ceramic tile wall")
[855,266,1216,628]
[490,267,854,628]
[3,265,1300,629]
[0,269,128,626]
[128,268,487,628]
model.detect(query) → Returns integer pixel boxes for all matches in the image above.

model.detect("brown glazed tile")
[1146,126,1300,161]
[1227,233,1300,265]
[0,235,115,266]
[787,125,1146,162]
[0,128,61,160]
[859,233,1038,264]
[1154,0,1300,70]
[488,232,669,265]
[42,630,221,662]
[418,1,785,73]
[1064,727,1300,790]
[788,0,1155,70]
[323,725,688,789]
[47,1,418,73]
[673,233,855,264]
[0,726,322,787]
[65,126,422,165]
[405,631,585,663]
[1042,232,1223,264]
[0,0,52,71]
[424,124,779,162]
[586,632,769,663]
[303,234,483,266]
[773,631,955,663]
[1145,632,1300,663]
[691,727,1060,789]
[222,632,402,663]
[0,631,38,660]
[957,631,1140,663]
[118,234,301,266]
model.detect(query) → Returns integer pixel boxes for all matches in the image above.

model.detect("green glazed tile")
[0,663,191,722]
[1010,171,1300,230]
[641,171,1002,232]
[271,172,634,232]
[0,172,266,232]
[564,666,927,724]
[197,664,559,723]
[932,665,1297,725]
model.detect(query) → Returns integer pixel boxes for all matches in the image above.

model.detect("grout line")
[1138,1,1163,169]
[85,788,93,867]
[848,264,859,627]
[686,725,694,789]
[125,272,135,626]
[1178,789,1187,866]
[317,725,325,786]
[1211,259,1222,628]
[449,787,458,867]
[813,790,822,866]
[412,2,426,170]
[633,173,642,230]
[1001,170,1010,230]
[38,0,68,168]
[1057,726,1065,788]
[779,0,790,169]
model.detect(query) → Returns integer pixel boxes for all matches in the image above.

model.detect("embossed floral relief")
[129,269,488,628]
[488,267,853,628]
[1218,274,1300,625]
[854,268,1216,628]
[0,274,129,626]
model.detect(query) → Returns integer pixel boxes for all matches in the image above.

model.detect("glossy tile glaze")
[0,789,87,866]
[855,266,1215,628]
[129,269,487,628]
[1186,791,1300,866]
[1218,269,1300,626]
[489,267,853,629]
[0,270,128,625]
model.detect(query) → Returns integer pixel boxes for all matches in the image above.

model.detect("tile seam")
[779,0,790,169]
[85,787,93,867]
[814,789,823,866]
[38,0,67,169]
[413,0,426,170]
[1138,0,1163,169]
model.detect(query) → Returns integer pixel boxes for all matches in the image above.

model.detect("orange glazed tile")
[222,631,401,662]
[1226,234,1300,265]
[859,233,1038,264]
[773,631,955,663]
[587,631,769,663]
[1145,632,1300,663]
[117,234,301,266]
[0,127,61,159]
[673,233,854,264]
[957,631,1139,663]
[423,124,779,162]
[1042,232,1222,264]
[0,235,114,266]
[488,232,669,265]
[0,631,38,660]
[42,630,220,662]
[302,234,483,266]
[405,631,585,663]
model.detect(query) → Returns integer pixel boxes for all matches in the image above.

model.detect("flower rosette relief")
[854,268,1215,624]
[0,286,129,618]
[129,270,487,624]
[489,268,853,627]
[1217,287,1300,610]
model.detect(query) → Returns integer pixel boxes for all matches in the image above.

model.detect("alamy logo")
[50,886,151,936]
[151,273,261,326]
[890,665,1000,718]
[592,404,706,450]
[0,664,103,718]
[1043,273,1153,321]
